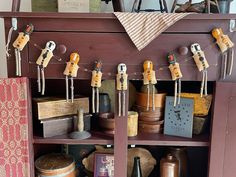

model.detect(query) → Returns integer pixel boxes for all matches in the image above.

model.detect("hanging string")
[10,30,231,77]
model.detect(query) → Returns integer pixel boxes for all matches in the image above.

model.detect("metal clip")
[12,18,17,30]
[230,19,236,32]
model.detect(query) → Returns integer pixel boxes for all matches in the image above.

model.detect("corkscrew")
[142,60,157,111]
[116,63,128,117]
[13,24,34,76]
[191,43,209,97]
[212,28,234,79]
[36,41,56,95]
[91,60,103,113]
[167,53,183,107]
[63,53,80,103]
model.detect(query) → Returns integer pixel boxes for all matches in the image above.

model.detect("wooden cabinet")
[209,82,236,177]
[1,12,236,177]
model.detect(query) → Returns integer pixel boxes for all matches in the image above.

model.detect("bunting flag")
[114,12,189,51]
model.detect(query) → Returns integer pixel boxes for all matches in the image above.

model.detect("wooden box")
[33,96,89,120]
[38,114,91,138]
[180,93,212,116]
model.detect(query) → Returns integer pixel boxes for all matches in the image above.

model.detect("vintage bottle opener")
[167,53,183,107]
[212,28,234,79]
[91,60,103,113]
[13,24,34,76]
[142,60,157,111]
[116,63,128,117]
[63,52,80,103]
[191,43,209,97]
[36,41,56,95]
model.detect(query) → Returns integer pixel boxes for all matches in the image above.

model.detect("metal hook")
[230,20,236,32]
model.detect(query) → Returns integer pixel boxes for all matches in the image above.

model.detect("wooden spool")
[35,153,76,177]
[128,111,138,137]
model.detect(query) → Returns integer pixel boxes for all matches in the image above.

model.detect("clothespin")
[36,41,56,95]
[13,24,34,76]
[91,60,103,113]
[116,63,128,117]
[191,43,209,97]
[212,28,234,79]
[142,60,157,111]
[167,53,183,107]
[63,53,80,103]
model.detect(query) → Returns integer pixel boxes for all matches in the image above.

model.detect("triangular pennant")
[114,12,189,51]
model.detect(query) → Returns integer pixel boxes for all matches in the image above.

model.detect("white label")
[58,0,89,12]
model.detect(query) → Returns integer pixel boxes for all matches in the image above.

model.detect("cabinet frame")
[1,12,236,177]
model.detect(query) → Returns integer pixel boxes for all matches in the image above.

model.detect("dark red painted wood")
[1,13,232,33]
[33,132,114,145]
[223,96,236,177]
[209,82,236,177]
[114,88,128,177]
[1,12,236,20]
[8,32,222,81]
[26,79,35,177]
[128,133,209,146]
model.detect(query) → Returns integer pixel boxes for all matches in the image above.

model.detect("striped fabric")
[114,12,189,51]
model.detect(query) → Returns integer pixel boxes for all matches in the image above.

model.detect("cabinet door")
[0,78,33,177]
[209,82,236,177]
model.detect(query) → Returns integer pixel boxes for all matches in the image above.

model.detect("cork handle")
[77,108,84,132]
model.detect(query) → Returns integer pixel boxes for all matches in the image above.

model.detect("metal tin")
[160,154,179,177]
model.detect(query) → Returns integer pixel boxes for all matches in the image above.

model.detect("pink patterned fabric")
[0,78,31,177]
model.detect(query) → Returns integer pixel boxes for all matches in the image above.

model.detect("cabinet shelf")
[128,133,209,146]
[33,131,114,145]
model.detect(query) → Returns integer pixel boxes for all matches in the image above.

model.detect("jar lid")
[35,153,74,171]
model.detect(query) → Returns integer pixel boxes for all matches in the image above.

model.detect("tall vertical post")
[112,0,125,12]
[12,0,21,12]
[114,82,129,176]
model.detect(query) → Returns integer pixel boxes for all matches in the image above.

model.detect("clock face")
[164,96,194,138]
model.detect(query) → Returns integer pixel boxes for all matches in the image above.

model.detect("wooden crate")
[38,114,91,138]
[33,96,89,120]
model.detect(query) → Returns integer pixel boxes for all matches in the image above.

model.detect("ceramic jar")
[160,154,179,177]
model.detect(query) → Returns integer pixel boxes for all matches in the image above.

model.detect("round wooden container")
[35,153,76,177]
[98,112,115,130]
[136,92,166,108]
[139,109,163,122]
[128,111,138,137]
[139,120,164,134]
